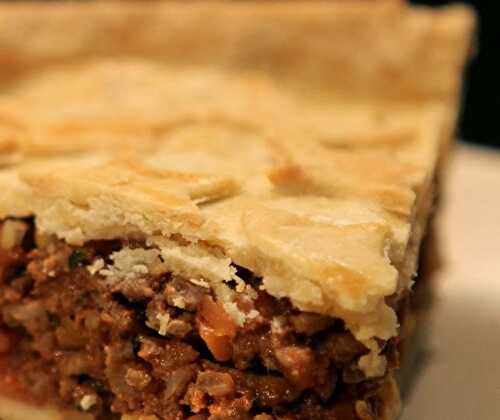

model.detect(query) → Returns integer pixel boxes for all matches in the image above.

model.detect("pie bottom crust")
[0,381,401,420]
[0,375,401,420]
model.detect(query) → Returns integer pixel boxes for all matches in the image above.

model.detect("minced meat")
[0,219,398,420]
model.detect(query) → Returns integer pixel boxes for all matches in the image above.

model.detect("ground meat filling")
[0,219,398,420]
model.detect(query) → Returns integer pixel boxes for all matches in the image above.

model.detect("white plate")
[403,144,500,420]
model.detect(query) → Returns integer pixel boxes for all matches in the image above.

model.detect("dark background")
[412,0,499,147]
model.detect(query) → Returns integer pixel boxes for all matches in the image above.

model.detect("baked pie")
[0,2,474,420]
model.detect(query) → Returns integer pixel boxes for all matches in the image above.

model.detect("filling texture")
[0,219,399,420]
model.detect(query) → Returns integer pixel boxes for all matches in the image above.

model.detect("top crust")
[0,1,474,377]
[0,0,474,104]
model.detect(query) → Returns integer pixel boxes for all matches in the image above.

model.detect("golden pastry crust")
[0,0,473,395]
[0,0,474,104]
[0,61,294,163]
[0,0,474,166]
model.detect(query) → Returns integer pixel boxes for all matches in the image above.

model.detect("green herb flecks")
[68,250,86,269]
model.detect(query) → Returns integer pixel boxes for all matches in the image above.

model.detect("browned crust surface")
[0,1,474,104]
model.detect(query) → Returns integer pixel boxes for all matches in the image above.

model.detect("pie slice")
[0,2,474,420]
